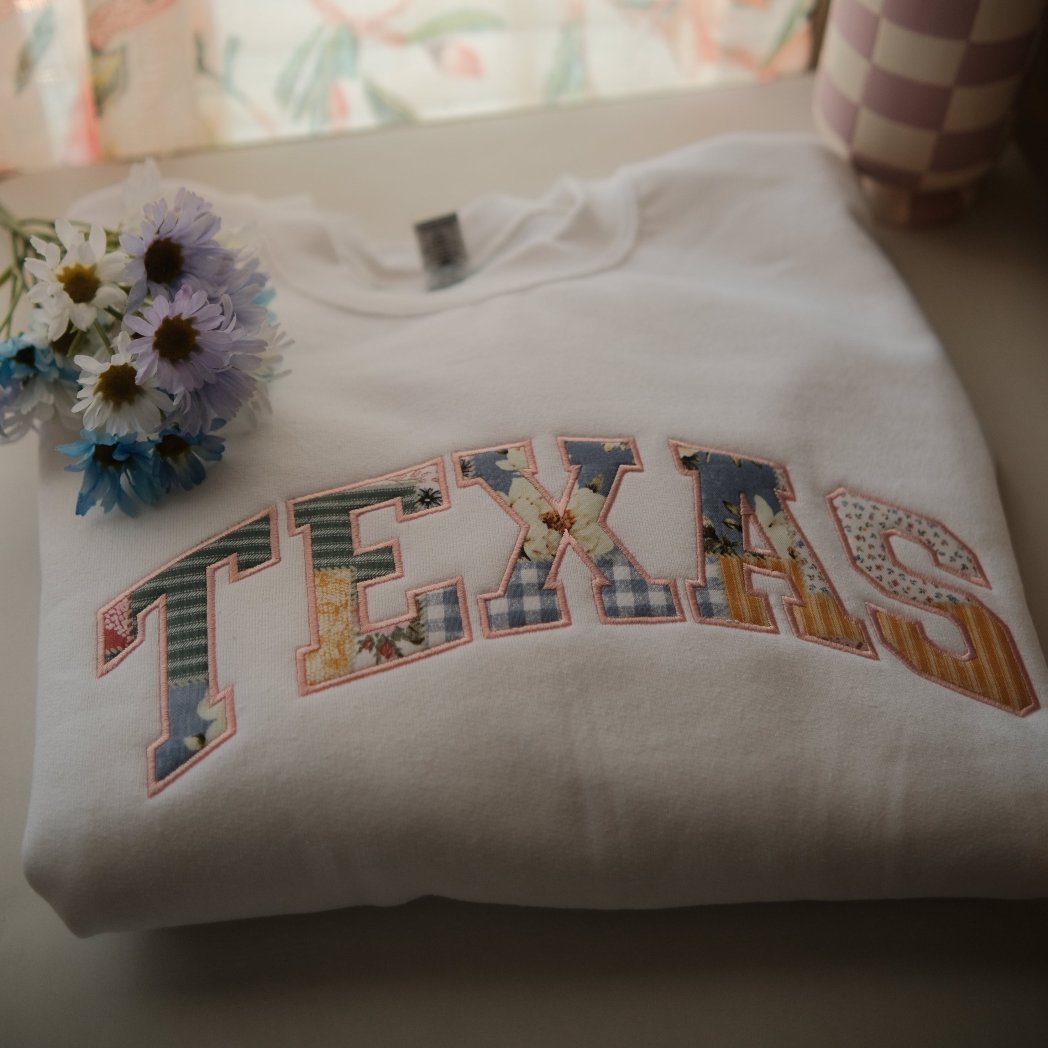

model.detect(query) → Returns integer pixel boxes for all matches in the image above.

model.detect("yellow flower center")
[540,509,576,534]
[153,316,199,363]
[144,237,185,284]
[96,363,142,407]
[57,263,101,304]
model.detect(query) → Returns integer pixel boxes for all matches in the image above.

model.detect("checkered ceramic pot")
[815,0,1046,223]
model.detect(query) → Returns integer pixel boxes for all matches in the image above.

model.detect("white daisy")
[72,338,173,436]
[24,220,128,340]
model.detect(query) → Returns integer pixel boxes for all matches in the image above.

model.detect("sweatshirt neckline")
[258,168,638,317]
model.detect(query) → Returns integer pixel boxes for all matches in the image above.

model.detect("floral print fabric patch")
[288,459,471,694]
[454,439,682,636]
[97,508,280,794]
[672,443,871,655]
[828,489,1038,714]
[95,437,1042,796]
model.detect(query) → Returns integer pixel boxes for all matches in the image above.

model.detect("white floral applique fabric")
[455,439,682,635]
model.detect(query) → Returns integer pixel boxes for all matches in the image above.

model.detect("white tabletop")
[2,75,1047,1046]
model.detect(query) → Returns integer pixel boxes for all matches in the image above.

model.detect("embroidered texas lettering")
[454,438,682,636]
[97,508,280,794]
[287,458,470,693]
[827,489,1038,715]
[96,437,1042,796]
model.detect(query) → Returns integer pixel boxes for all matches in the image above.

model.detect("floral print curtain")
[1,0,815,174]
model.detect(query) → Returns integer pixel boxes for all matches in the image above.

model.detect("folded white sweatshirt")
[23,134,1047,935]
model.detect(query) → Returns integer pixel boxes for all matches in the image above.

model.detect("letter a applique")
[672,443,871,655]
[288,459,470,694]
[454,438,682,636]
[97,509,281,794]
[828,489,1039,715]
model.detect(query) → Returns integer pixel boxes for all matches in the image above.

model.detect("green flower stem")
[2,285,25,335]
[1,204,51,339]
[0,202,17,235]
[2,228,25,337]
[1,220,52,233]
[66,327,88,357]
[1,242,25,337]
[92,320,114,354]
[0,201,86,235]
[1,290,22,337]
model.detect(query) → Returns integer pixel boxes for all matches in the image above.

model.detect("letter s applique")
[827,489,1039,715]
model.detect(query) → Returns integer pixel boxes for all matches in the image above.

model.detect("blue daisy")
[1,334,79,428]
[1,338,77,384]
[0,335,39,385]
[152,427,225,493]
[57,430,160,517]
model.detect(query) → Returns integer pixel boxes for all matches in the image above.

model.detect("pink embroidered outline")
[826,486,1039,716]
[352,458,457,635]
[96,506,282,797]
[287,458,472,696]
[557,436,684,626]
[454,440,571,639]
[453,437,684,639]
[670,441,875,658]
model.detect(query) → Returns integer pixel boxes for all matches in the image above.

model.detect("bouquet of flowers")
[0,162,287,517]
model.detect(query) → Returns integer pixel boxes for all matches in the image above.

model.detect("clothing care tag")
[414,213,468,290]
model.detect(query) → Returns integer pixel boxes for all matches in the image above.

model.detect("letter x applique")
[454,438,683,636]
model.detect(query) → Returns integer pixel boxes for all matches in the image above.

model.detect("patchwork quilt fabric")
[23,135,1047,934]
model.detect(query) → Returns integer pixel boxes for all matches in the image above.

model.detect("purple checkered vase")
[815,0,1046,224]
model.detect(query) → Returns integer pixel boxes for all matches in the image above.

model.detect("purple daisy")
[120,189,228,309]
[178,246,270,332]
[125,286,237,394]
[220,249,270,330]
[170,355,258,435]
